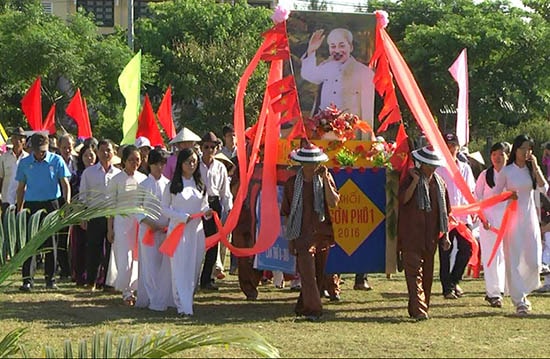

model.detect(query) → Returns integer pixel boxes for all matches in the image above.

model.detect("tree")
[367,0,550,140]
[0,1,157,142]
[135,0,273,135]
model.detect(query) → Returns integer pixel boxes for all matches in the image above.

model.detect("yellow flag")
[118,50,141,145]
[0,122,7,145]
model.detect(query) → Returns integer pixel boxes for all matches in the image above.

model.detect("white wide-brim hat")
[169,127,201,145]
[290,143,328,163]
[412,146,445,167]
[135,136,153,149]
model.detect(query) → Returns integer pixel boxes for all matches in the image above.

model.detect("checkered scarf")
[416,172,448,234]
[285,168,325,241]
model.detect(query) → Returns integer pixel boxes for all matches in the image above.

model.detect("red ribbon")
[487,199,517,268]
[159,213,204,257]
[142,226,156,247]
[447,217,479,267]
[132,220,139,261]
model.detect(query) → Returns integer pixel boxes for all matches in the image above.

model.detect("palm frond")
[3,327,280,358]
[0,328,26,358]
[0,189,161,288]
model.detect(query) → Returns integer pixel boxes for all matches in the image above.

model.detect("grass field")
[1,270,549,358]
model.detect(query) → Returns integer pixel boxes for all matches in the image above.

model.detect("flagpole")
[128,0,134,51]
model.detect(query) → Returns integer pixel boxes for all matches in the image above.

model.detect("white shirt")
[301,53,375,126]
[199,158,233,215]
[0,149,28,204]
[137,173,170,226]
[79,162,121,206]
[436,159,475,223]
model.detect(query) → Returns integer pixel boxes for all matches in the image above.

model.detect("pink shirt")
[163,153,178,180]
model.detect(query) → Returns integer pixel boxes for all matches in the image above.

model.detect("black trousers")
[22,199,60,284]
[85,217,111,286]
[438,228,472,294]
[1,203,11,262]
[200,197,222,288]
[56,197,71,277]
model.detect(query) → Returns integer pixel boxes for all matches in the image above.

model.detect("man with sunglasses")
[198,132,233,291]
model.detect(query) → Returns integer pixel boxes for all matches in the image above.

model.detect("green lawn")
[1,271,549,357]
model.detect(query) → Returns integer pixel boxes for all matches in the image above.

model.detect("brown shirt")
[398,173,451,253]
[281,174,337,251]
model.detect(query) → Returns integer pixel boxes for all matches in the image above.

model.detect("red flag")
[66,89,92,139]
[271,90,298,114]
[137,94,164,147]
[279,105,301,124]
[261,38,290,62]
[42,104,57,135]
[389,123,411,183]
[156,86,176,139]
[286,117,307,144]
[267,75,296,98]
[262,22,287,38]
[21,77,42,131]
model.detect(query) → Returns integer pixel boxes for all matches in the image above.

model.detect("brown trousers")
[232,230,262,299]
[402,248,436,318]
[294,247,338,316]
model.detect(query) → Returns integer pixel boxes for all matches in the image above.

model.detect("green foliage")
[368,0,550,139]
[0,328,279,358]
[335,147,359,166]
[0,189,161,288]
[0,3,158,142]
[136,0,272,135]
[0,327,26,358]
[468,117,550,161]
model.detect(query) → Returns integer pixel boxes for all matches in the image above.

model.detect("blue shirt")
[15,151,72,201]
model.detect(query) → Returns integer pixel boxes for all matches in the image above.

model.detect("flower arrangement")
[333,138,394,169]
[305,105,363,141]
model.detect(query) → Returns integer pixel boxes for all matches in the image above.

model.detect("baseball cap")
[30,133,49,151]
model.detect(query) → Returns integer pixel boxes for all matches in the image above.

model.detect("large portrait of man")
[287,12,376,131]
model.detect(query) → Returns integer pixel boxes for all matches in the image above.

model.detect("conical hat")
[169,127,201,145]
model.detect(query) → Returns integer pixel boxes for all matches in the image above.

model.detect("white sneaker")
[541,264,550,275]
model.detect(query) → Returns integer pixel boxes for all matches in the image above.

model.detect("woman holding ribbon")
[493,134,548,315]
[106,145,147,305]
[135,148,173,311]
[474,142,509,308]
[161,147,211,317]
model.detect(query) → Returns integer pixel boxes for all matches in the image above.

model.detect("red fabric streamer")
[487,199,517,268]
[132,220,139,261]
[137,94,164,147]
[452,191,513,218]
[369,14,402,133]
[21,77,42,131]
[159,213,204,257]
[380,28,487,227]
[447,216,479,268]
[66,89,92,139]
[157,85,176,140]
[142,226,156,247]
[42,104,57,135]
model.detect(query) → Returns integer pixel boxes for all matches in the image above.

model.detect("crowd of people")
[399,134,550,320]
[1,124,549,320]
